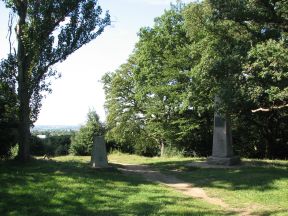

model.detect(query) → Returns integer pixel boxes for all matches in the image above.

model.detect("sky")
[0,0,193,126]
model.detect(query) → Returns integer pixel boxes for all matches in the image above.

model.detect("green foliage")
[69,110,104,156]
[206,0,288,111]
[244,39,288,109]
[30,133,72,156]
[102,60,147,154]
[7,0,111,122]
[103,0,287,159]
[29,135,45,156]
[134,3,193,149]
[184,1,252,113]
[205,0,288,158]
[103,3,213,157]
[2,0,111,160]
[0,55,18,159]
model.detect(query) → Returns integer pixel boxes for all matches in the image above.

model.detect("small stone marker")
[207,97,240,166]
[91,136,109,168]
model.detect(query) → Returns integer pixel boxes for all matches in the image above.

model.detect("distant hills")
[32,125,81,131]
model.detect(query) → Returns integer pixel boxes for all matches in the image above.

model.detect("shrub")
[30,134,72,156]
[70,110,104,156]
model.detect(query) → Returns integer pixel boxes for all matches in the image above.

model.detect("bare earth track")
[115,163,261,216]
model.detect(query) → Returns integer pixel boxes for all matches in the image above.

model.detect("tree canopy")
[1,0,110,160]
[103,1,287,159]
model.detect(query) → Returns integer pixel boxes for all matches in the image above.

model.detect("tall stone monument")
[91,136,109,168]
[207,97,240,166]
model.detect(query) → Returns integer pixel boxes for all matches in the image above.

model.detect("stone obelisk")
[91,136,109,168]
[207,97,240,165]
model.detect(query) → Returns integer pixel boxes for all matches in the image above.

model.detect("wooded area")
[0,0,287,160]
[102,1,287,159]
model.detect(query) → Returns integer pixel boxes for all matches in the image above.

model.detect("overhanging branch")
[252,104,288,113]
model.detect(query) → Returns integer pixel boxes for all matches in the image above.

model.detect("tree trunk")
[17,1,31,161]
[18,88,31,161]
[264,129,274,159]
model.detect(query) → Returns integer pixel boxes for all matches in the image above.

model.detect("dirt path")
[114,163,255,216]
[116,163,228,207]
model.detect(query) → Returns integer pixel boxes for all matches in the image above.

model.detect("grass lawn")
[1,154,287,216]
[110,153,288,215]
[0,155,226,216]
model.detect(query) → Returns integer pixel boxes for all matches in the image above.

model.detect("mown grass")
[1,153,287,215]
[108,151,198,165]
[110,152,288,215]
[0,156,227,216]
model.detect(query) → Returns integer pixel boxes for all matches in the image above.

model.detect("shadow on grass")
[144,159,288,192]
[0,158,230,216]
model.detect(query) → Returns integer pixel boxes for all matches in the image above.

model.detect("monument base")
[207,156,240,166]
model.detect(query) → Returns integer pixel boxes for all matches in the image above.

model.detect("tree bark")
[16,1,31,161]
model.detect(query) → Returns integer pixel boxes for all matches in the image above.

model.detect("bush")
[30,135,45,156]
[0,125,18,160]
[161,146,185,158]
[30,134,72,156]
[70,110,104,156]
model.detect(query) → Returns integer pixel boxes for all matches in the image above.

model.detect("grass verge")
[0,156,226,216]
[109,152,288,215]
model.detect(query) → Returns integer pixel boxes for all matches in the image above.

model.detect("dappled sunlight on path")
[113,162,272,216]
[114,163,229,207]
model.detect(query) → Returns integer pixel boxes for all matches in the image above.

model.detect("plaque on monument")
[91,136,109,168]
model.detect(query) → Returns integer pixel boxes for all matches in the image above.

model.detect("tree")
[103,3,214,157]
[70,110,104,156]
[183,0,288,158]
[102,57,159,156]
[206,0,288,158]
[0,55,18,159]
[103,0,287,158]
[245,39,288,112]
[208,0,288,112]
[133,3,192,155]
[184,1,254,114]
[2,0,110,161]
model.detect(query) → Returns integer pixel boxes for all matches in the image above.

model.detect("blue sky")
[0,0,192,126]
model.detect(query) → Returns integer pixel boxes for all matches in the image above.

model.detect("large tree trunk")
[18,86,31,161]
[17,1,31,161]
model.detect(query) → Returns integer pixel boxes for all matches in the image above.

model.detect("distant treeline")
[30,110,105,157]
[32,125,81,132]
